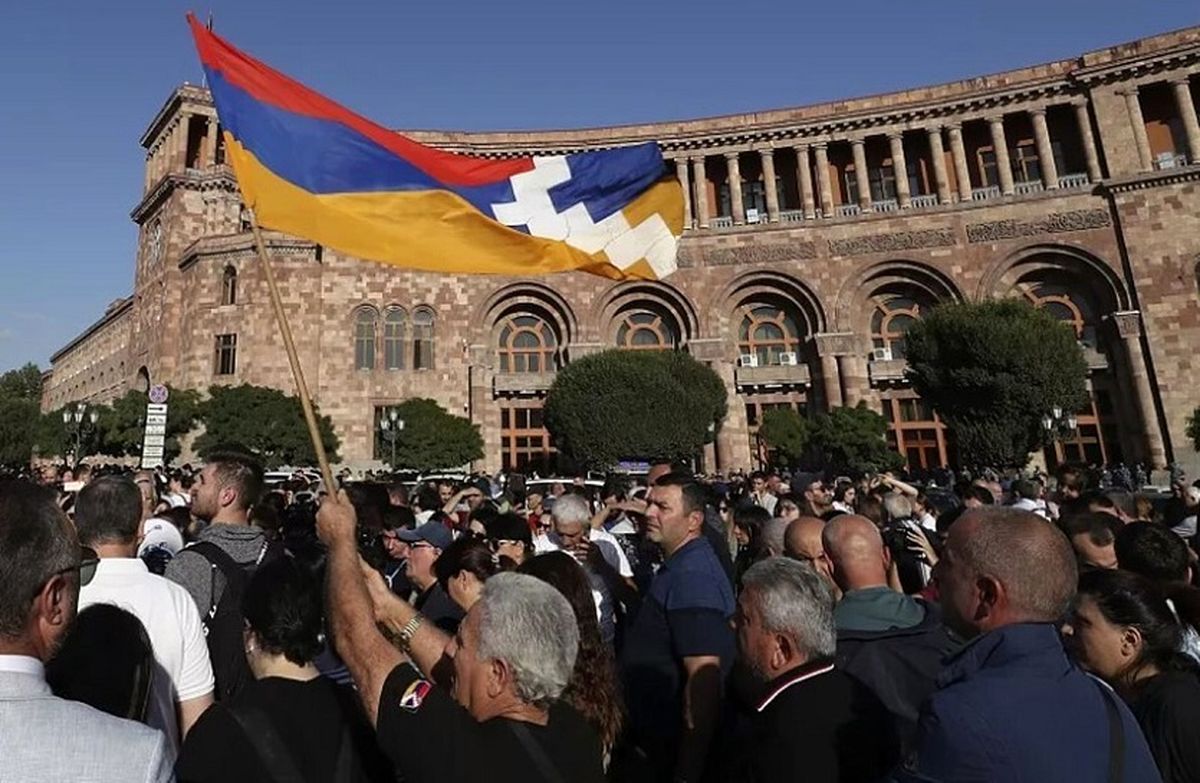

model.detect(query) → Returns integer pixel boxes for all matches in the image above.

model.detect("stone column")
[759,148,780,222]
[947,122,973,201]
[926,126,951,204]
[726,152,746,225]
[1171,77,1200,164]
[1113,311,1167,468]
[888,132,911,207]
[814,144,834,217]
[988,115,1015,195]
[205,116,219,168]
[1030,108,1060,189]
[819,354,843,410]
[675,158,693,228]
[691,156,710,229]
[837,354,868,407]
[796,144,816,219]
[172,116,188,171]
[1122,88,1154,171]
[1073,99,1103,182]
[851,138,872,211]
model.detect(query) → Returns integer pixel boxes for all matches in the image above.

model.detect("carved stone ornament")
[677,241,817,268]
[1110,310,1143,339]
[828,228,956,258]
[966,208,1111,243]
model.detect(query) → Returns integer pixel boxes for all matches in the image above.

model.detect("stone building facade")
[43,26,1200,474]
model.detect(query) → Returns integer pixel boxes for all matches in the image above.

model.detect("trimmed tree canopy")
[544,349,727,470]
[809,403,904,477]
[380,398,483,471]
[195,384,340,469]
[96,387,201,463]
[904,299,1088,468]
[758,408,811,469]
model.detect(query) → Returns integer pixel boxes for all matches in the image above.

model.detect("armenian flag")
[187,15,683,280]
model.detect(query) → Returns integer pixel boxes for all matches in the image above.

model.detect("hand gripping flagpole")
[248,211,338,494]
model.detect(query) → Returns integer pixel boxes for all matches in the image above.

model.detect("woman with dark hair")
[47,603,155,723]
[433,535,500,612]
[519,551,624,761]
[1070,569,1200,783]
[176,557,391,783]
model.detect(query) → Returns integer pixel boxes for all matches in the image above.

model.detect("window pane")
[631,328,660,347]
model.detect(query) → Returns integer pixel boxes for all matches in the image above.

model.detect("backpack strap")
[508,720,566,783]
[227,704,308,783]
[188,541,249,619]
[1093,677,1125,783]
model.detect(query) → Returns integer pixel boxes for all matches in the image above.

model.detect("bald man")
[783,516,838,597]
[897,508,1159,782]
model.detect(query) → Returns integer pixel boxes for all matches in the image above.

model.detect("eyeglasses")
[409,541,436,551]
[48,546,99,591]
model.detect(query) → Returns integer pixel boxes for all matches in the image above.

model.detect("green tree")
[0,399,41,466]
[1187,407,1200,453]
[0,362,43,402]
[758,408,811,468]
[904,299,1088,468]
[95,387,202,463]
[32,409,70,463]
[379,398,483,470]
[808,403,904,476]
[544,349,727,470]
[194,384,340,469]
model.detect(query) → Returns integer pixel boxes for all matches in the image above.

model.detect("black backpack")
[190,539,282,702]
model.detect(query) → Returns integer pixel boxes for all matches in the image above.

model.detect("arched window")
[1023,282,1097,347]
[870,294,922,359]
[738,302,803,366]
[616,310,678,350]
[413,307,435,370]
[354,307,377,370]
[221,265,237,306]
[498,314,558,372]
[383,308,407,370]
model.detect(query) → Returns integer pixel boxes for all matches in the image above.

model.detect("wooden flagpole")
[249,214,338,494]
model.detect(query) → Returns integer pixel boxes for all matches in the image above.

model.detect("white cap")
[138,517,185,559]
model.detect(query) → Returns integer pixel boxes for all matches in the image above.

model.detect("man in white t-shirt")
[74,476,215,755]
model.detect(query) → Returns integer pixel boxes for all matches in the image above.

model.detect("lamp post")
[379,408,405,469]
[62,402,100,468]
[1042,406,1079,465]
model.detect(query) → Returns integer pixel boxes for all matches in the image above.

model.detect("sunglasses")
[48,546,98,591]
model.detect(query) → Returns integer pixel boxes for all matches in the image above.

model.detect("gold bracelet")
[398,615,423,654]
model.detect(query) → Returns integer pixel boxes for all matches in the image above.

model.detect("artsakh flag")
[187,15,683,280]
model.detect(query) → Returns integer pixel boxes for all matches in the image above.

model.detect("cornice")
[1102,165,1200,193]
[177,233,320,271]
[130,166,239,224]
[49,298,133,364]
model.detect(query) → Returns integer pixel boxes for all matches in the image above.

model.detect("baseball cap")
[138,517,185,559]
[396,520,453,550]
[1186,486,1200,505]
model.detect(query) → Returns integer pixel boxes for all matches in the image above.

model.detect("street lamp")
[1042,408,1079,439]
[379,408,405,469]
[62,402,100,468]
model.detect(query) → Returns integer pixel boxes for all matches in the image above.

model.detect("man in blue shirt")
[898,507,1160,782]
[619,471,735,783]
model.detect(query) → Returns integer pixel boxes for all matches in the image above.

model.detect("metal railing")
[872,199,899,213]
[971,186,1001,201]
[1058,173,1091,189]
[1014,180,1044,195]
[910,193,940,208]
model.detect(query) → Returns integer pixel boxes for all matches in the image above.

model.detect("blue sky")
[0,0,1196,373]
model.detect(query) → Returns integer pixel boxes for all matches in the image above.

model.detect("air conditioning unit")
[739,353,759,368]
[1156,152,1177,169]
[745,208,761,224]
[871,347,894,362]
[778,352,798,366]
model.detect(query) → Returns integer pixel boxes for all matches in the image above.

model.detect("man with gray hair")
[897,507,1159,782]
[734,557,897,782]
[317,491,605,783]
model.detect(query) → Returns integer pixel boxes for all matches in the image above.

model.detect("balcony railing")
[1154,153,1189,170]
[779,210,805,223]
[1057,172,1090,189]
[1014,180,1044,195]
[971,186,1001,201]
[494,371,556,395]
[868,358,908,385]
[735,362,811,388]
[710,215,734,229]
[872,199,899,213]
[910,193,940,208]
[835,204,861,217]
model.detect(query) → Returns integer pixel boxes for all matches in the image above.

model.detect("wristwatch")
[398,615,423,654]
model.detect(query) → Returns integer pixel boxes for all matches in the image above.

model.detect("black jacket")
[738,660,898,783]
[835,599,958,749]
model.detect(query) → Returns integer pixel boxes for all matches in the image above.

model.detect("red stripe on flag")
[186,13,533,188]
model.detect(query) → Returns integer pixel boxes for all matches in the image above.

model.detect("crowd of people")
[3,453,1200,782]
